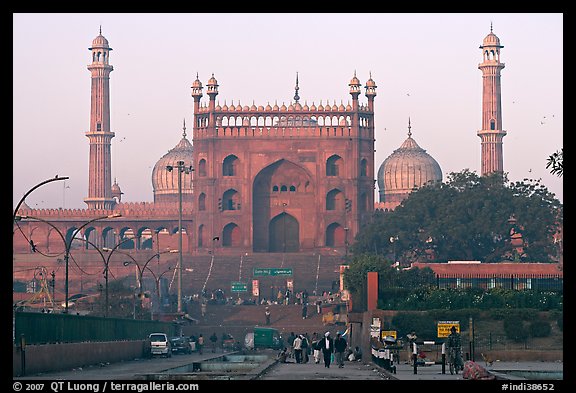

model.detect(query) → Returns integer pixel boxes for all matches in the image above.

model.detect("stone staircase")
[180,252,343,297]
[181,302,348,348]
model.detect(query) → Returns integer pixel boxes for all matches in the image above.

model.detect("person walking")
[301,302,308,319]
[209,332,218,353]
[265,306,271,325]
[311,332,321,364]
[301,333,309,363]
[315,299,322,315]
[293,334,303,364]
[200,301,207,318]
[334,332,347,368]
[318,331,334,368]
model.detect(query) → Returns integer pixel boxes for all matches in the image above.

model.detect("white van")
[148,333,172,357]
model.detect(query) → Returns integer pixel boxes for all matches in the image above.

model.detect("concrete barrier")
[13,340,146,377]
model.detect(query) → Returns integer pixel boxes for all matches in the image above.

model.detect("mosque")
[15,26,537,304]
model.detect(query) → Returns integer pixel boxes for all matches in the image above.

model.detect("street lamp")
[166,160,193,314]
[121,249,179,318]
[13,176,69,223]
[390,236,399,264]
[101,238,132,317]
[16,213,122,313]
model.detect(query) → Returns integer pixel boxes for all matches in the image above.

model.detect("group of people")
[188,331,238,354]
[279,331,352,369]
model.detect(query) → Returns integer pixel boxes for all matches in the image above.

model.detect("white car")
[148,333,171,357]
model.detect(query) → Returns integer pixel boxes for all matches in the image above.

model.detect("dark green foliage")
[546,148,563,177]
[390,312,438,341]
[556,316,563,331]
[353,170,562,263]
[503,315,529,342]
[529,320,552,338]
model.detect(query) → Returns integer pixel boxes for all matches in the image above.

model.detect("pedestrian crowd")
[279,330,352,369]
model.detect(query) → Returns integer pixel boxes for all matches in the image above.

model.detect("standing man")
[197,333,204,355]
[301,302,308,319]
[334,332,347,368]
[293,334,303,364]
[316,299,323,315]
[201,301,207,318]
[209,332,218,353]
[265,306,271,325]
[318,331,334,368]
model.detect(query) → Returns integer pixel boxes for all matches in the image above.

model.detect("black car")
[169,336,192,354]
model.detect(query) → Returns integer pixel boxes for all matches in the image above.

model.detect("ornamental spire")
[294,72,300,103]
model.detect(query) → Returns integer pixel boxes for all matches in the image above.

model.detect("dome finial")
[490,21,493,33]
[408,117,412,138]
[99,25,102,35]
[294,72,300,103]
[182,118,187,138]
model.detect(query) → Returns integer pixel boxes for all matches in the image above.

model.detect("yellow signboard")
[381,330,397,339]
[437,321,460,338]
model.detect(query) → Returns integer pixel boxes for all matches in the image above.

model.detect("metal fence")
[14,311,178,345]
[436,274,563,291]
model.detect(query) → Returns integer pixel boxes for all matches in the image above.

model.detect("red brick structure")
[189,72,376,253]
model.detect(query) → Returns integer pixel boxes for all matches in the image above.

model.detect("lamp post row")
[14,175,191,316]
[15,213,122,313]
[166,160,193,314]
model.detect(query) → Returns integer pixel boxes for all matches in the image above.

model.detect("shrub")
[529,320,551,338]
[503,315,529,342]
[391,312,437,341]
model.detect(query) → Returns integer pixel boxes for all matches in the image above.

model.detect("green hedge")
[380,287,563,311]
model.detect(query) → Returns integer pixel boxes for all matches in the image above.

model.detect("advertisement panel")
[437,320,460,338]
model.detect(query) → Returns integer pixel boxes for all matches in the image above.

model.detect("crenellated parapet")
[115,201,193,216]
[15,206,119,218]
[15,201,194,219]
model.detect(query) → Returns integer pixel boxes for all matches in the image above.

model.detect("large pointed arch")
[252,159,314,252]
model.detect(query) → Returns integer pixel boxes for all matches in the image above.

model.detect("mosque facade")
[13,27,520,299]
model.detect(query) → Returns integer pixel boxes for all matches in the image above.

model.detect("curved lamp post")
[16,213,122,313]
[13,176,69,223]
[119,249,179,318]
[79,237,130,317]
[136,264,175,313]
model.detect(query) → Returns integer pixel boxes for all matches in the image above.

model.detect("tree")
[352,169,562,263]
[546,149,563,177]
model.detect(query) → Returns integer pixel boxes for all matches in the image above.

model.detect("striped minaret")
[477,24,507,176]
[85,27,116,209]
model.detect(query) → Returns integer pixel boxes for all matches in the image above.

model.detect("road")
[13,349,563,383]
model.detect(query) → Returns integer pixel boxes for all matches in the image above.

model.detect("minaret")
[477,24,507,176]
[85,27,116,209]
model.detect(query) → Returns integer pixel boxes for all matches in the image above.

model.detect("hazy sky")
[13,13,563,210]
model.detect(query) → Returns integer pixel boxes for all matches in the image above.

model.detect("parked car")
[169,336,192,354]
[148,333,171,358]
